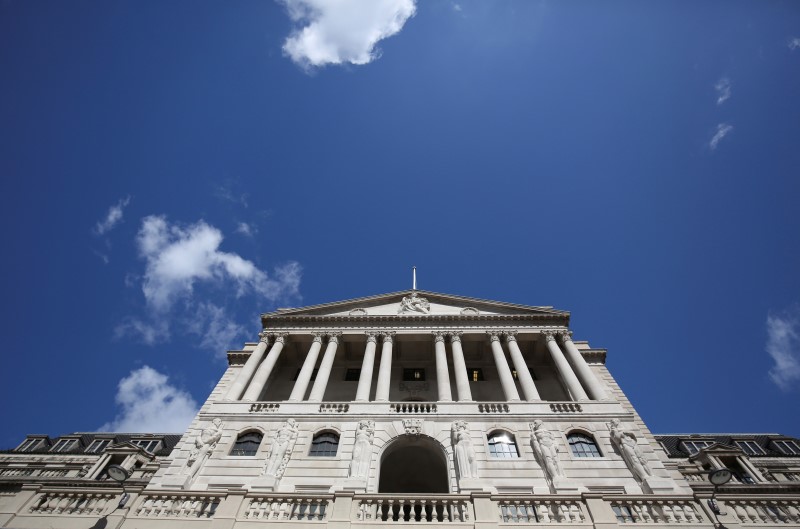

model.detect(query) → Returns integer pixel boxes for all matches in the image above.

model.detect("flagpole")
[412,266,417,290]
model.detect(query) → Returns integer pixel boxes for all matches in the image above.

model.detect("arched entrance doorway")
[378,435,449,493]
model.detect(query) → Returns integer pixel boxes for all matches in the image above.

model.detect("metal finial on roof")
[412,266,417,290]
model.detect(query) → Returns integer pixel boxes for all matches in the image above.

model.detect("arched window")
[487,431,519,458]
[567,432,602,458]
[309,432,339,457]
[230,431,263,456]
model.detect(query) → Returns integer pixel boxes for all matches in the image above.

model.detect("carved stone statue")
[184,418,224,477]
[264,419,299,478]
[608,419,652,482]
[451,421,478,479]
[78,464,92,478]
[530,420,565,484]
[398,292,430,314]
[349,420,374,479]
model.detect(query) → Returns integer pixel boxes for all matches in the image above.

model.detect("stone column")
[242,333,288,401]
[226,331,269,401]
[449,332,473,402]
[374,332,395,402]
[309,333,342,402]
[288,333,324,402]
[559,331,607,400]
[543,331,588,401]
[433,332,453,402]
[504,332,540,401]
[487,331,521,401]
[355,332,378,402]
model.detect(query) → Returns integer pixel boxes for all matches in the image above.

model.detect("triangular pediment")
[262,290,567,319]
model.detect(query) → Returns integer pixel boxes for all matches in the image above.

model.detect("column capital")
[558,330,573,342]
[311,332,324,343]
[270,332,289,344]
[542,331,556,343]
[326,332,343,344]
[365,331,378,343]
[380,331,396,343]
[258,330,270,343]
[449,331,463,343]
[486,330,502,342]
[503,331,518,343]
[432,331,446,343]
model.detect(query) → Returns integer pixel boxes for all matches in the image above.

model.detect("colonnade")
[225,329,607,403]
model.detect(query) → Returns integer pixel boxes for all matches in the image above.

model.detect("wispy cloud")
[187,302,247,357]
[452,2,462,12]
[136,215,300,312]
[99,366,198,432]
[236,222,257,237]
[766,308,800,391]
[709,123,733,150]
[715,77,731,105]
[214,183,248,208]
[280,0,416,68]
[95,197,131,235]
[114,317,170,345]
[789,37,800,51]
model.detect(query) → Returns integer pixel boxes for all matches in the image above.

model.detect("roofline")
[261,289,569,319]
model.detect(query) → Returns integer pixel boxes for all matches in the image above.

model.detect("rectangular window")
[51,439,77,453]
[773,440,800,455]
[467,368,484,382]
[682,440,713,455]
[735,440,765,456]
[17,438,42,452]
[293,368,318,381]
[345,368,361,381]
[86,439,111,454]
[133,440,159,453]
[403,368,425,381]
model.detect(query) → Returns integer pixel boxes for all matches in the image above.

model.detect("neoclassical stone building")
[1,289,799,528]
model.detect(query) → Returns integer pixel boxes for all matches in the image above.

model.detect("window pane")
[488,432,519,458]
[568,433,601,458]
[231,432,262,456]
[310,433,339,457]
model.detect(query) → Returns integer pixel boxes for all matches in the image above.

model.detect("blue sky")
[1,0,799,447]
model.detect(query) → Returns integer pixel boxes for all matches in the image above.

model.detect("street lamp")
[106,464,131,509]
[707,468,732,528]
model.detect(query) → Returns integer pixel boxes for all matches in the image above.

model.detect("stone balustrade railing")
[497,497,587,524]
[134,493,222,518]
[608,498,702,524]
[249,402,280,413]
[320,403,350,413]
[390,402,438,413]
[0,467,36,477]
[550,403,583,413]
[355,494,471,523]
[726,498,800,524]
[29,491,117,515]
[243,495,332,521]
[478,403,510,413]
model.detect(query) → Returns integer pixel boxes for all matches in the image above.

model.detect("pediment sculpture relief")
[398,292,430,314]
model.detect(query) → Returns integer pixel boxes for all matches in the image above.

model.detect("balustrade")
[319,403,350,413]
[390,402,438,413]
[549,403,583,413]
[0,467,35,477]
[249,403,280,413]
[356,495,471,523]
[134,494,221,518]
[497,497,586,524]
[244,495,330,521]
[478,403,510,413]
[29,491,115,515]
[729,499,800,524]
[608,499,701,524]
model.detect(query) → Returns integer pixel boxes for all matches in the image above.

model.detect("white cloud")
[114,317,170,345]
[236,222,257,237]
[715,77,731,105]
[766,309,800,391]
[452,2,462,12]
[709,123,733,150]
[99,366,198,432]
[789,38,800,51]
[136,216,300,312]
[280,0,416,68]
[95,197,131,235]
[187,302,247,357]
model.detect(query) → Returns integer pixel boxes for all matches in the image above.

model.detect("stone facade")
[1,289,799,527]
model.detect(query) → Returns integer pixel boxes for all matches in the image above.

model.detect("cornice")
[262,313,569,326]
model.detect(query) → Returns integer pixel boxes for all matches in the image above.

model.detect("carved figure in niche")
[530,420,565,483]
[264,419,299,477]
[184,418,224,476]
[608,419,652,482]
[451,421,478,479]
[398,292,430,314]
[78,464,92,478]
[349,420,374,479]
